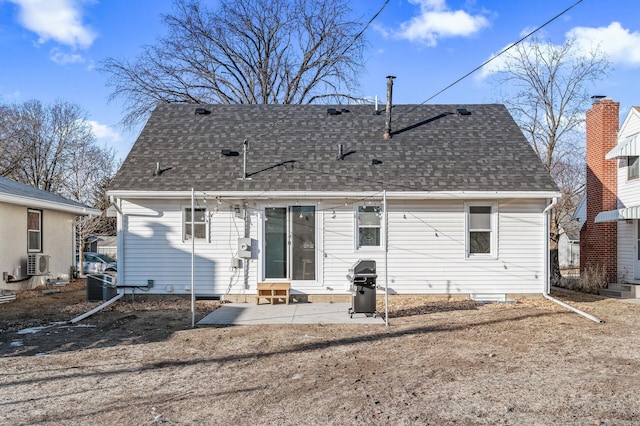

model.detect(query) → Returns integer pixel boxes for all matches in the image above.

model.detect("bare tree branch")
[490,37,610,283]
[102,0,366,128]
[0,99,118,208]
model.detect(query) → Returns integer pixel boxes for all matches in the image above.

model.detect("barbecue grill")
[347,260,377,318]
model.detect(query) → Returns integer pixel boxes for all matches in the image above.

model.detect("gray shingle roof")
[110,103,558,194]
[0,176,98,214]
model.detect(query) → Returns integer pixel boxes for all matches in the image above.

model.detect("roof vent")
[372,159,383,165]
[153,162,173,176]
[195,107,211,115]
[327,108,341,116]
[221,149,239,157]
[456,108,471,116]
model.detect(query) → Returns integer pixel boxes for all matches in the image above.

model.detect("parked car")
[77,252,117,274]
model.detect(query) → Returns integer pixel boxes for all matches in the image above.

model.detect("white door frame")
[259,203,321,284]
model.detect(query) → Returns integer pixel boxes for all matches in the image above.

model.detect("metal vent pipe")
[383,76,396,140]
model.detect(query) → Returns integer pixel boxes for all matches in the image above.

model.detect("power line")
[338,0,389,58]
[407,0,584,113]
[247,0,390,148]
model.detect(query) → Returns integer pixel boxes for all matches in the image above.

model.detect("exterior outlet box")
[238,238,252,258]
[232,258,243,269]
[147,279,154,288]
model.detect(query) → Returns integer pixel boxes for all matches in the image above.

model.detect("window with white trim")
[357,205,382,248]
[183,207,208,242]
[27,209,42,252]
[628,156,639,180]
[466,203,497,258]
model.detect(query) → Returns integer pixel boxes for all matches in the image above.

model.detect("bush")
[558,264,608,294]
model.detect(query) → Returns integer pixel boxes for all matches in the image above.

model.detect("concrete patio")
[197,302,386,326]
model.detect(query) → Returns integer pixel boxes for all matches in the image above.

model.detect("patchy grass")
[1,284,639,424]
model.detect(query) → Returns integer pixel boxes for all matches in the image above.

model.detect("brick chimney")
[580,97,619,283]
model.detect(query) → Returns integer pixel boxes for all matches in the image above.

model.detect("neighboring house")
[582,98,640,285]
[0,176,100,290]
[558,221,580,269]
[97,236,118,260]
[86,235,118,260]
[108,102,560,300]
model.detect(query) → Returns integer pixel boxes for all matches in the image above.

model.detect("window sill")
[465,254,498,260]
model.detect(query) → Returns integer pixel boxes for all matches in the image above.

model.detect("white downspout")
[191,188,195,328]
[68,292,124,324]
[383,190,389,327]
[110,196,124,292]
[542,197,604,323]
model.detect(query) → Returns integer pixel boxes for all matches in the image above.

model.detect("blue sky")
[2,0,640,160]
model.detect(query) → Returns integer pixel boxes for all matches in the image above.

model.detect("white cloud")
[1,90,22,100]
[475,45,510,80]
[476,21,640,82]
[50,47,85,65]
[9,0,96,49]
[568,22,640,67]
[396,0,490,45]
[88,120,122,143]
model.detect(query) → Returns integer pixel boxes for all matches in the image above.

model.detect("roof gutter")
[542,197,604,323]
[107,190,562,200]
[0,193,100,216]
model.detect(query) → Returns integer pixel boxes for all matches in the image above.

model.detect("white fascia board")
[0,193,100,216]
[108,190,562,200]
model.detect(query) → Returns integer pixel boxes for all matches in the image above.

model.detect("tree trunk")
[550,248,562,286]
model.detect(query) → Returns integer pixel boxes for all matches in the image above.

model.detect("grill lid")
[350,259,376,275]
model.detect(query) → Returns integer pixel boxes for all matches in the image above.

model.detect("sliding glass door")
[264,206,316,281]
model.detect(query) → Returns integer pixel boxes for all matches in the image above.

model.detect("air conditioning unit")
[86,274,117,302]
[27,254,51,276]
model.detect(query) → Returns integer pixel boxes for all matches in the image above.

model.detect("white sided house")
[585,99,640,296]
[108,103,560,301]
[0,176,99,290]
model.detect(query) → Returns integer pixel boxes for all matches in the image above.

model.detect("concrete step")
[599,283,640,299]
[608,283,635,292]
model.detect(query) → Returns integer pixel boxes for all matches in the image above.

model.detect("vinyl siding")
[617,220,636,281]
[119,198,547,296]
[121,199,257,295]
[616,154,637,282]
[617,158,640,208]
[614,111,640,281]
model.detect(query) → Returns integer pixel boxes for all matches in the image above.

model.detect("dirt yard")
[1,281,639,425]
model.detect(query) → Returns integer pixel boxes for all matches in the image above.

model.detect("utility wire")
[209,1,581,204]
[338,0,389,59]
[247,0,390,147]
[407,0,584,113]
